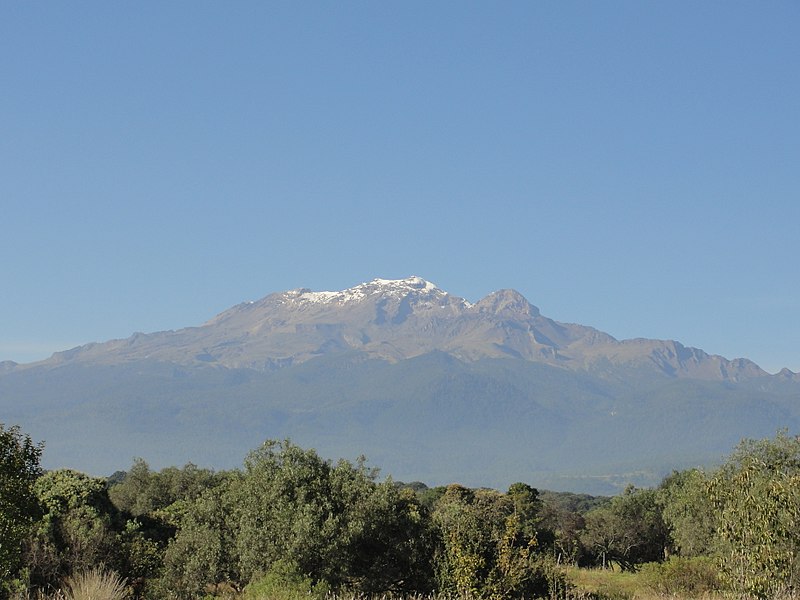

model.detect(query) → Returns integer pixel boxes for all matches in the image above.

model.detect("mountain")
[2,277,799,494]
[14,276,775,380]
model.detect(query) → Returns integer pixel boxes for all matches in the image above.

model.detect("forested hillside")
[3,423,800,599]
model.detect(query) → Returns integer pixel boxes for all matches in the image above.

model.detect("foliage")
[233,439,435,593]
[708,431,800,598]
[416,485,448,512]
[432,484,550,598]
[657,468,716,557]
[539,490,611,515]
[242,560,328,600]
[25,429,800,599]
[581,487,666,571]
[331,477,437,593]
[27,470,120,590]
[233,440,348,586]
[534,497,595,584]
[0,423,43,596]
[108,459,220,520]
[115,520,163,598]
[638,556,720,596]
[539,498,588,566]
[158,479,240,599]
[107,459,229,597]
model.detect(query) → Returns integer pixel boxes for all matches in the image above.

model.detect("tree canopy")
[0,423,42,595]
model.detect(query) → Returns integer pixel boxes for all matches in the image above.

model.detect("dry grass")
[60,567,129,600]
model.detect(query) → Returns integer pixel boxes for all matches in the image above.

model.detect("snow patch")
[286,276,472,307]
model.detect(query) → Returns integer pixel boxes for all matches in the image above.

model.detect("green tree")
[107,458,154,517]
[109,458,219,518]
[432,485,492,597]
[27,469,120,591]
[234,440,342,585]
[107,458,225,595]
[160,478,240,599]
[538,501,586,566]
[506,482,541,539]
[116,519,163,598]
[658,468,716,557]
[432,484,547,598]
[0,423,43,596]
[233,439,434,593]
[329,471,436,593]
[581,486,667,571]
[708,432,800,597]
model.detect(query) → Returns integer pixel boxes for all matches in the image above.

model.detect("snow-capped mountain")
[29,276,773,382]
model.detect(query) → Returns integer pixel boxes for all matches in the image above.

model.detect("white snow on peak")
[287,276,470,306]
[372,276,438,291]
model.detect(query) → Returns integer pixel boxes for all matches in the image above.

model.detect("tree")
[328,469,436,593]
[432,484,549,598]
[658,469,716,557]
[708,432,800,597]
[108,458,220,518]
[107,458,225,595]
[581,486,667,571]
[160,478,240,599]
[0,423,42,595]
[506,482,541,539]
[232,439,434,593]
[29,469,120,584]
[233,440,342,585]
[538,501,586,566]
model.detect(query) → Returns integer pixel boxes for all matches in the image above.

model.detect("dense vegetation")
[3,422,800,599]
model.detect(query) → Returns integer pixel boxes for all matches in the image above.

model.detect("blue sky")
[2,2,799,373]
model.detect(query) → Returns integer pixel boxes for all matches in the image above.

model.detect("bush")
[242,560,328,600]
[639,556,720,596]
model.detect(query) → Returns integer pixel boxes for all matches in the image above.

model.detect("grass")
[565,566,643,600]
[60,568,129,600]
[563,564,728,600]
[564,558,800,600]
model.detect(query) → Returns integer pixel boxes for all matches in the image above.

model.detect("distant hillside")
[2,277,798,494]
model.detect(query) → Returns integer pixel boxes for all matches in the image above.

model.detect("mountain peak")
[361,275,442,294]
[288,276,452,306]
[0,360,18,374]
[475,289,540,317]
[376,275,435,289]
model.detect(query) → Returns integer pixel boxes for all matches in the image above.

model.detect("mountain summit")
[30,276,769,382]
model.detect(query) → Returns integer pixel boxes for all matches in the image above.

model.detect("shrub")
[242,560,328,600]
[639,556,720,596]
[61,567,129,600]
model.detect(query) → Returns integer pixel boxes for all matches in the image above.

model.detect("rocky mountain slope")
[2,277,798,494]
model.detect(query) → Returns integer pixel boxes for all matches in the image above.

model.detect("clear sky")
[2,2,799,373]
